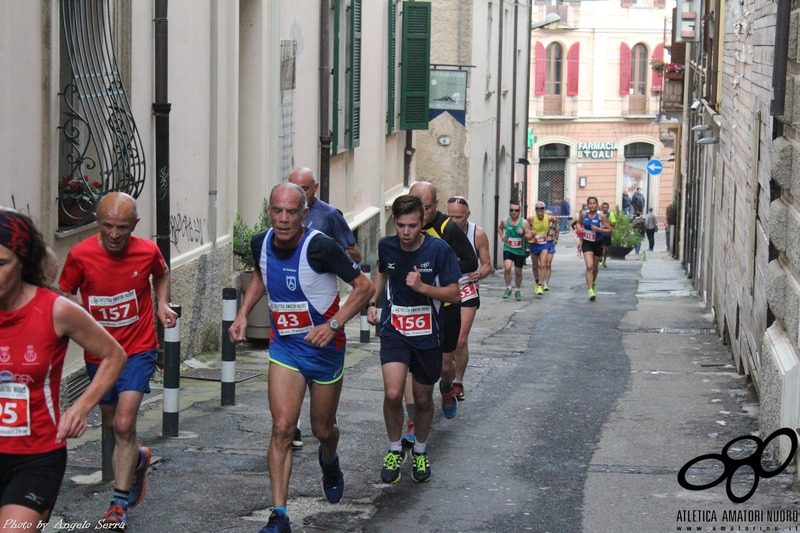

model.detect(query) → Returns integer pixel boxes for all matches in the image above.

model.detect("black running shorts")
[503,251,526,269]
[0,447,67,515]
[442,303,461,353]
[380,335,443,386]
[581,239,604,256]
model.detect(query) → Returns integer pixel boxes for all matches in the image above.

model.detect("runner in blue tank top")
[229,183,374,533]
[579,196,613,301]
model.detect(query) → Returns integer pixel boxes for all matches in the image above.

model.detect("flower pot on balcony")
[664,71,684,80]
[58,199,94,227]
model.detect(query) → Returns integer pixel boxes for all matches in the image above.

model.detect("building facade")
[528,0,676,225]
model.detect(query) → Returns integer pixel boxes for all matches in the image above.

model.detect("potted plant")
[58,174,103,226]
[609,206,642,259]
[233,199,272,341]
[663,62,685,80]
[650,58,665,72]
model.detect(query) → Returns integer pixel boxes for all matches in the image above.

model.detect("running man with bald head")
[407,182,478,422]
[59,192,178,530]
[288,167,362,264]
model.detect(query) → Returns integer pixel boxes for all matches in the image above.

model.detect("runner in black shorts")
[446,196,492,401]
[579,197,613,301]
[368,195,461,485]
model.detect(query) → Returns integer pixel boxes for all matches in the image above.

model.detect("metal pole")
[509,2,519,204]
[320,0,332,202]
[162,304,181,437]
[493,3,505,270]
[360,265,371,343]
[154,0,171,269]
[221,288,238,405]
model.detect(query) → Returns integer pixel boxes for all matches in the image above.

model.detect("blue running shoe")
[440,383,458,419]
[128,446,151,507]
[401,420,415,449]
[318,445,344,503]
[98,503,128,531]
[259,511,291,533]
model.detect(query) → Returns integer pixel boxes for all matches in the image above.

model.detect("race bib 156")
[391,305,433,337]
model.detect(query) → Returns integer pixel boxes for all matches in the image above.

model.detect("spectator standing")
[621,192,632,216]
[632,187,645,214]
[560,197,570,233]
[645,207,658,251]
[631,211,646,254]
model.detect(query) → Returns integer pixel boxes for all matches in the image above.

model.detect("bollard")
[360,265,371,343]
[162,304,181,437]
[221,288,237,406]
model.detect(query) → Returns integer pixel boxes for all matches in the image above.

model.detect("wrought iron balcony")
[661,78,685,113]
[537,4,581,29]
[533,95,578,118]
[622,95,660,117]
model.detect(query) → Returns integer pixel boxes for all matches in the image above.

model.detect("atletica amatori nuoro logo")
[677,428,798,503]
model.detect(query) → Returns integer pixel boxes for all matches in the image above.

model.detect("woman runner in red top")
[0,211,125,532]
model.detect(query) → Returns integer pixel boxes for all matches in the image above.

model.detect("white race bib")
[583,230,596,242]
[391,305,433,337]
[533,235,547,245]
[0,383,31,437]
[88,290,140,327]
[507,237,522,249]
[459,278,479,302]
[270,301,314,336]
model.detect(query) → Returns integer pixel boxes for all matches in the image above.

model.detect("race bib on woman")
[0,383,31,437]
[583,230,596,242]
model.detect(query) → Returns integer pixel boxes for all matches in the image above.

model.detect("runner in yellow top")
[497,201,530,301]
[526,201,551,295]
[600,202,616,268]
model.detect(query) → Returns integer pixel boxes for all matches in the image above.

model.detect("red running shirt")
[59,235,166,364]
[0,288,68,454]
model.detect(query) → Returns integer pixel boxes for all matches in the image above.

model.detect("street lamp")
[532,13,561,30]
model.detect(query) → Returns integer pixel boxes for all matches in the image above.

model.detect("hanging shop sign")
[429,70,468,111]
[577,142,619,159]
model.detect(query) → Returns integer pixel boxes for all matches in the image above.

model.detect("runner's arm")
[153,268,179,328]
[497,219,507,242]
[52,296,126,441]
[229,267,266,343]
[303,272,374,347]
[367,267,387,325]
[445,222,479,274]
[407,268,460,304]
[472,227,493,282]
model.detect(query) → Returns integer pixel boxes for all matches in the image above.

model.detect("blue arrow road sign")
[647,160,663,175]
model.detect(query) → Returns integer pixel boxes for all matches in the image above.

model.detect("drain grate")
[180,368,262,382]
[659,327,717,334]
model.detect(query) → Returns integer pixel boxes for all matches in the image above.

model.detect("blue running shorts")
[86,349,157,404]
[269,343,345,385]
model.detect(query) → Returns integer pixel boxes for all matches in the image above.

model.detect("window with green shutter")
[387,0,397,135]
[348,0,362,148]
[400,1,431,130]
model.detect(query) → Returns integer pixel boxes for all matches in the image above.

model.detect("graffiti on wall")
[170,212,207,253]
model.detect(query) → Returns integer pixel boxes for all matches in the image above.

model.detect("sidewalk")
[583,250,800,533]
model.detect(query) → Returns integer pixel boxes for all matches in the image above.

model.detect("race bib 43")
[270,301,314,336]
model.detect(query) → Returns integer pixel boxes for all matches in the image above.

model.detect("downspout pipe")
[493,5,505,269]
[522,4,534,217]
[320,0,332,202]
[153,0,171,274]
[509,2,519,206]
[208,0,218,243]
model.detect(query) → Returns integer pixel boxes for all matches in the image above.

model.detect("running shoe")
[401,420,416,449]
[452,382,465,402]
[259,510,292,533]
[535,284,543,295]
[128,446,151,507]
[502,288,512,299]
[515,290,522,301]
[318,445,344,503]
[588,288,596,301]
[381,449,407,484]
[543,282,549,291]
[440,384,458,419]
[411,452,431,483]
[602,259,607,268]
[292,428,303,450]
[98,503,128,531]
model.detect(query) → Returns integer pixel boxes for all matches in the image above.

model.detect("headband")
[0,211,32,262]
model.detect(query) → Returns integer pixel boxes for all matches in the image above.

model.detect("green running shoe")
[515,290,522,301]
[411,452,431,483]
[502,288,512,299]
[588,288,596,301]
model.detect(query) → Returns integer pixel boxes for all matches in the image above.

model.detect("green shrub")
[666,202,677,227]
[233,199,271,271]
[611,206,643,247]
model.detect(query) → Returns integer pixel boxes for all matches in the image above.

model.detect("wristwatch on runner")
[328,319,341,333]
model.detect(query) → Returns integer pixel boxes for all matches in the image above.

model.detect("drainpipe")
[153,0,171,273]
[320,0,332,202]
[522,4,533,216]
[509,2,519,206]
[208,0,218,243]
[403,0,416,188]
[493,5,505,269]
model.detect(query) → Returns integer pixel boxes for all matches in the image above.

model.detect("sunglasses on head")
[448,197,469,208]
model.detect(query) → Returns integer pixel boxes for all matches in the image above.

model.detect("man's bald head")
[288,167,319,207]
[97,192,138,223]
[409,181,438,226]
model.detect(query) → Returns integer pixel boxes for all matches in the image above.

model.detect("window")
[543,43,563,115]
[332,0,362,153]
[58,0,145,229]
[630,44,647,96]
[399,1,431,130]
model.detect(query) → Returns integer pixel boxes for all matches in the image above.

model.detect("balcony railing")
[533,95,578,118]
[661,78,684,113]
[622,95,660,117]
[537,5,580,29]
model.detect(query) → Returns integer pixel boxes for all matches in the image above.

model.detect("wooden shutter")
[400,1,431,130]
[566,42,580,96]
[348,0,362,148]
[654,0,666,7]
[619,43,631,95]
[387,0,397,134]
[332,0,342,155]
[535,42,546,96]
[621,0,633,6]
[651,43,664,90]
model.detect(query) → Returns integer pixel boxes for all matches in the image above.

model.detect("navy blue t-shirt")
[377,235,461,349]
[303,198,357,250]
